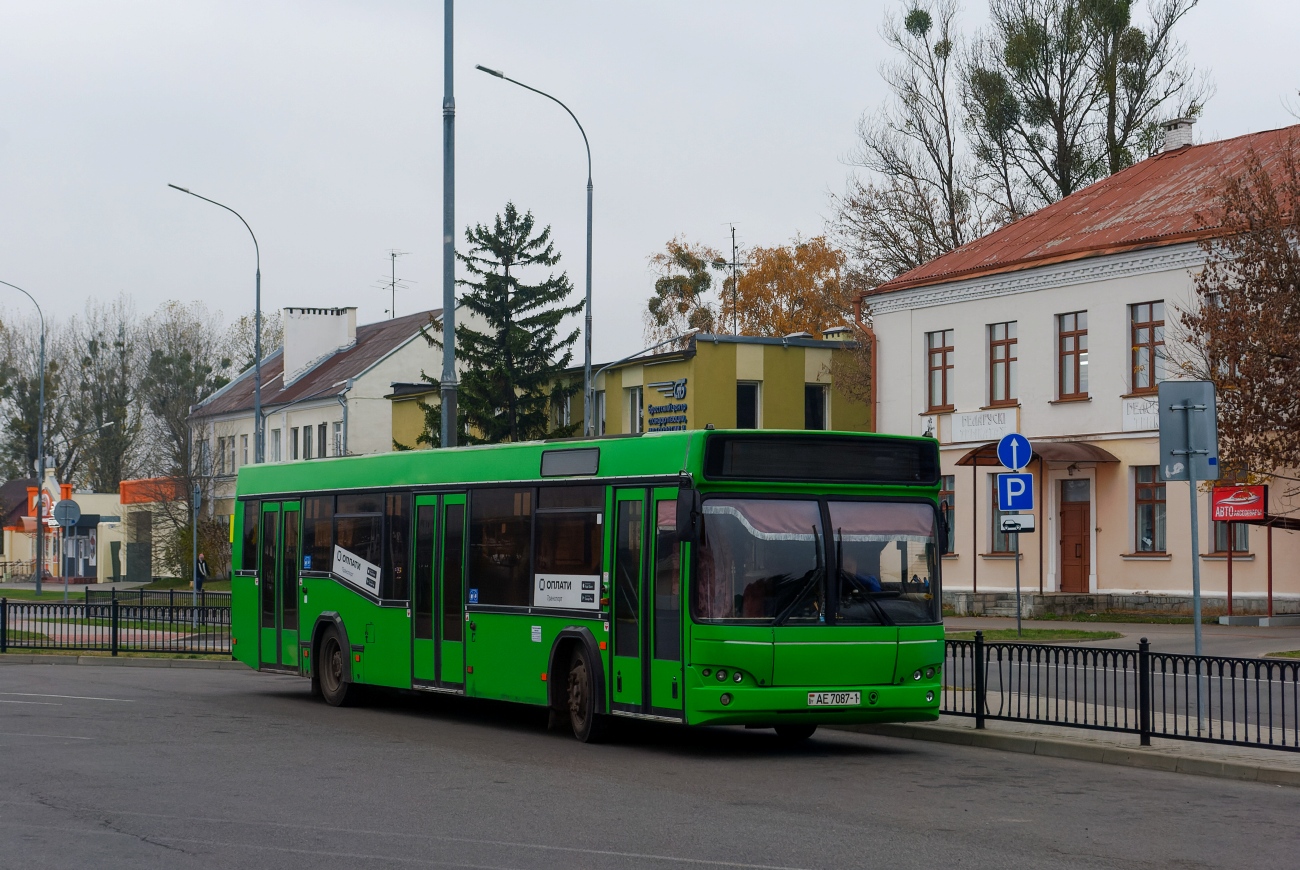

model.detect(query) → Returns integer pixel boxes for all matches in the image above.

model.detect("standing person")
[195,552,209,592]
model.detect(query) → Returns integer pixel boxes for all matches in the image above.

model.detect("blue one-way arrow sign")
[997,433,1032,471]
[998,473,1035,512]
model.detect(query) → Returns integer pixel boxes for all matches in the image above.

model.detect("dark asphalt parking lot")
[1,662,1298,869]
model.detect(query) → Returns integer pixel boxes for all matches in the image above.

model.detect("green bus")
[231,429,946,742]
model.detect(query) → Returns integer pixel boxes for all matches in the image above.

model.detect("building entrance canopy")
[954,440,1121,467]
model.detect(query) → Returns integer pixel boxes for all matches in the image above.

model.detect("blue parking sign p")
[998,473,1035,511]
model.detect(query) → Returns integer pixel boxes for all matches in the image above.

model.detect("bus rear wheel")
[567,648,607,743]
[774,724,817,743]
[319,628,356,708]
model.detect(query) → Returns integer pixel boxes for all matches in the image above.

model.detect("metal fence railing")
[945,632,1300,752]
[1,596,230,656]
[84,588,231,609]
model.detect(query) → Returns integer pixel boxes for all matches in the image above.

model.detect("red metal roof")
[193,308,440,418]
[867,124,1300,296]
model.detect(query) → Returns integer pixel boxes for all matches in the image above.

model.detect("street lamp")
[591,330,700,435]
[475,65,595,436]
[168,184,264,464]
[0,280,46,595]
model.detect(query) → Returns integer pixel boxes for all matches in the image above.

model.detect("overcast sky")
[2,0,1296,362]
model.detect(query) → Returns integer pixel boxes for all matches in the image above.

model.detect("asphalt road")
[2,664,1298,870]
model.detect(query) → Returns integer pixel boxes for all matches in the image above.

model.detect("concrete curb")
[836,722,1300,787]
[0,653,245,670]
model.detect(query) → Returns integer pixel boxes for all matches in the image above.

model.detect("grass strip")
[1265,650,1300,659]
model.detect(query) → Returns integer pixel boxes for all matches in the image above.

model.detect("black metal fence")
[945,632,1300,752]
[1,595,230,656]
[85,588,231,609]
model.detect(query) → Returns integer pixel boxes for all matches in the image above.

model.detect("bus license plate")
[807,692,860,706]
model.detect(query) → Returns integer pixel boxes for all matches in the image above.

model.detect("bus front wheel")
[319,628,356,708]
[774,724,817,743]
[567,648,607,743]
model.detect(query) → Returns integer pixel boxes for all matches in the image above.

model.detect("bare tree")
[71,294,146,491]
[833,1,989,288]
[1177,138,1300,483]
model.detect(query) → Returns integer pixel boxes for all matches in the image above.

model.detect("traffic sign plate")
[997,473,1034,512]
[52,499,81,528]
[996,433,1032,471]
[999,514,1036,533]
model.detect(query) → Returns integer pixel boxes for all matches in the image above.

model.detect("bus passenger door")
[412,496,438,684]
[648,488,683,716]
[611,490,646,711]
[259,501,300,670]
[438,494,467,687]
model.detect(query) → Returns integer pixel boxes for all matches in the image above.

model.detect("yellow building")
[387,332,872,443]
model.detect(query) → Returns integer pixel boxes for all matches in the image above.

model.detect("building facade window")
[301,426,312,460]
[736,382,760,429]
[804,384,828,430]
[926,329,954,411]
[333,421,344,456]
[317,423,327,459]
[1134,466,1166,552]
[215,436,226,475]
[627,386,644,434]
[1130,301,1166,393]
[989,321,1018,406]
[939,474,956,553]
[594,390,606,435]
[1058,311,1088,398]
[290,427,299,461]
[271,428,282,462]
[241,434,249,466]
[228,437,236,473]
[990,476,1013,553]
[1213,519,1249,554]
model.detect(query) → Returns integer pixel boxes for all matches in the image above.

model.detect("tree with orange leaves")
[720,236,852,338]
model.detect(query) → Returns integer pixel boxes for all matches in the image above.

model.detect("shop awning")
[954,440,1121,467]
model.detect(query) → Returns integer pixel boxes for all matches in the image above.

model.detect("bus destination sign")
[535,573,600,609]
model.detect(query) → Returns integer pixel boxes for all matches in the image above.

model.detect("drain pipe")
[337,379,353,456]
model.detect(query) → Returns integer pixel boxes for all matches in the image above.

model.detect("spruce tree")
[419,203,583,446]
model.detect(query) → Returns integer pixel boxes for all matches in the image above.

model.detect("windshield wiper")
[774,525,824,626]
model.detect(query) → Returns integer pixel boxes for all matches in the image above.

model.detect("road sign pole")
[1014,530,1022,638]
[62,528,68,604]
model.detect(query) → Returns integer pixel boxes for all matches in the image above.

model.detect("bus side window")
[654,499,680,661]
[468,488,533,607]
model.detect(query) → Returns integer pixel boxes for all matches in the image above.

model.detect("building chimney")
[283,307,358,385]
[1160,117,1196,152]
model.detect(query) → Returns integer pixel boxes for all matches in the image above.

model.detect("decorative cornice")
[866,243,1204,316]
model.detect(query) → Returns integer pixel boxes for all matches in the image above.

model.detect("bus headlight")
[720,693,733,706]
[926,691,935,703]
[733,671,743,683]
[913,670,922,681]
[925,666,936,679]
[716,669,728,682]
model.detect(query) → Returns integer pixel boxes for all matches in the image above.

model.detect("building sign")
[332,545,381,596]
[1211,485,1267,522]
[534,573,600,609]
[647,378,688,432]
[1122,396,1160,432]
[948,409,1016,444]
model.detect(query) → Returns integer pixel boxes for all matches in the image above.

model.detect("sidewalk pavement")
[943,616,1300,659]
[841,713,1300,787]
[0,579,151,593]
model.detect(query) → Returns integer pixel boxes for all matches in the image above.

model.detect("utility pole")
[440,0,458,447]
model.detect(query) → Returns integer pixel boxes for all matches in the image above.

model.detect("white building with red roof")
[862,120,1300,616]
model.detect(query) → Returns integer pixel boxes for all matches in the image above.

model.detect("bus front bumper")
[686,683,942,727]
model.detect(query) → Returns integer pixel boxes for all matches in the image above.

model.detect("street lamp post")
[0,280,46,595]
[475,65,595,436]
[168,184,264,463]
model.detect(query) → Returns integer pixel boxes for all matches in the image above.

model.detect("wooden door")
[1059,480,1090,593]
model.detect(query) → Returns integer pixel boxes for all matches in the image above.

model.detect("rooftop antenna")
[719,224,749,334]
[375,250,414,318]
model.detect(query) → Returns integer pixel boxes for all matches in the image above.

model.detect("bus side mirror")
[938,501,952,555]
[676,488,702,545]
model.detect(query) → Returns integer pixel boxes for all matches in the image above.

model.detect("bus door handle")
[468,621,477,640]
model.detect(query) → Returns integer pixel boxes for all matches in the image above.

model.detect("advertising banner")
[1211,485,1267,522]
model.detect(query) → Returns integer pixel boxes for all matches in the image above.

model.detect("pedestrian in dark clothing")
[196,553,210,592]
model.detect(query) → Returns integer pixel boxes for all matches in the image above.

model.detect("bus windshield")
[829,501,938,625]
[693,498,938,625]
